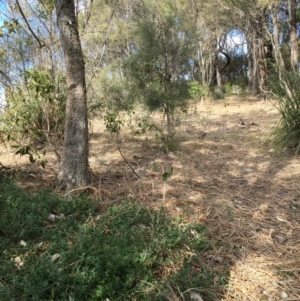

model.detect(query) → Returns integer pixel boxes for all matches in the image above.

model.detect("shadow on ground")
[1,97,299,300]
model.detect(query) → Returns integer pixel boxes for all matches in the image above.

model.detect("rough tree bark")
[247,26,258,95]
[55,0,90,189]
[288,0,298,71]
[271,8,285,69]
[257,33,267,98]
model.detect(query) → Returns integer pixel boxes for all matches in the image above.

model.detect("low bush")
[1,68,66,165]
[0,177,225,300]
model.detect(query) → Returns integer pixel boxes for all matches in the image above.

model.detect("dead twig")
[66,185,111,198]
[117,147,140,180]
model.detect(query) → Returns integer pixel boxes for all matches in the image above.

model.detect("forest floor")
[1,95,300,301]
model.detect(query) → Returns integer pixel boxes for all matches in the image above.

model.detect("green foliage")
[121,5,192,139]
[0,178,224,301]
[162,165,173,182]
[126,56,190,113]
[160,134,180,152]
[0,19,19,36]
[268,71,300,153]
[223,82,232,94]
[188,81,207,99]
[135,118,159,134]
[212,90,225,100]
[1,69,66,163]
[103,111,124,134]
[37,0,54,16]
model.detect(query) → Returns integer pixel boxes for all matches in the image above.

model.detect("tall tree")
[288,0,298,71]
[55,0,89,189]
[125,0,192,138]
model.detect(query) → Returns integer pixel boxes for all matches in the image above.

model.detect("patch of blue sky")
[0,1,8,109]
[226,29,247,54]
[0,2,7,27]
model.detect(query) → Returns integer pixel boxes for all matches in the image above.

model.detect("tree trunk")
[264,7,294,98]
[216,66,221,91]
[288,0,298,71]
[251,42,258,95]
[247,28,258,95]
[271,9,285,69]
[55,0,90,190]
[247,44,253,92]
[257,35,267,98]
[166,109,173,137]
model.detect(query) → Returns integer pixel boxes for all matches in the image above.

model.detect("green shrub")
[0,178,225,301]
[268,71,300,153]
[222,82,232,94]
[1,68,66,164]
[212,90,225,100]
[188,81,207,100]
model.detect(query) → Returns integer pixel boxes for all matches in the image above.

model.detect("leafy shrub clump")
[268,71,300,153]
[212,90,225,100]
[0,68,66,164]
[222,82,232,94]
[188,81,207,100]
[0,178,223,300]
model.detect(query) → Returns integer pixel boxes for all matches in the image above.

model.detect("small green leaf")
[24,145,31,154]
[40,160,46,168]
[162,166,173,182]
[169,166,173,177]
[29,154,36,163]
[162,172,169,182]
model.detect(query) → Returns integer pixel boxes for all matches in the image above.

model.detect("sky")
[226,29,247,54]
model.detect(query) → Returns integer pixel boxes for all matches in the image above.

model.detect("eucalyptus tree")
[219,1,261,95]
[0,0,90,189]
[257,0,298,71]
[54,0,90,189]
[288,0,298,71]
[0,0,66,158]
[262,0,300,150]
[233,0,300,96]
[183,0,240,99]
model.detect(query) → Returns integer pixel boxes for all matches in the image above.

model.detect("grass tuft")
[268,71,300,153]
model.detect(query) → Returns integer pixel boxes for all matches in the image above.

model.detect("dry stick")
[162,181,166,206]
[117,147,140,180]
[15,0,45,48]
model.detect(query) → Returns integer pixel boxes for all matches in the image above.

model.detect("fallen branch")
[117,147,140,180]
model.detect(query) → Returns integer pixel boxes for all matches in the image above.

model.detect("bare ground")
[1,96,300,301]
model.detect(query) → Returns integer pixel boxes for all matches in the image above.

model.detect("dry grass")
[1,95,300,300]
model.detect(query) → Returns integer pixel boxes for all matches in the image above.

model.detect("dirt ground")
[1,96,300,301]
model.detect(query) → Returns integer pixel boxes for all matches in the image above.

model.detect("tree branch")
[118,147,140,180]
[0,69,11,86]
[15,0,45,48]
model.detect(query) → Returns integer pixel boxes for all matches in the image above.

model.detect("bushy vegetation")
[0,69,66,164]
[268,71,300,153]
[0,176,225,301]
[188,81,207,101]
